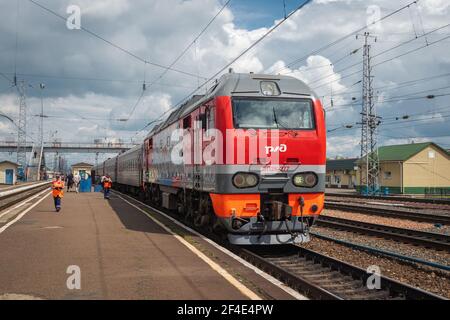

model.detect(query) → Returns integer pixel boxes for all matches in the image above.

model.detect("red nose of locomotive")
[207,75,326,245]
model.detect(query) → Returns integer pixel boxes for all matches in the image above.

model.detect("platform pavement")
[0,191,254,300]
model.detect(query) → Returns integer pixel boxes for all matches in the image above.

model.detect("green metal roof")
[357,142,449,163]
[377,142,434,161]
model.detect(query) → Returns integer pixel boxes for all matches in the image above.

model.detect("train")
[92,72,326,245]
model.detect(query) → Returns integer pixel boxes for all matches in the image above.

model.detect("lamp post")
[37,83,45,180]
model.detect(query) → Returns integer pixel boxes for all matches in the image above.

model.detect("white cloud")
[0,0,449,163]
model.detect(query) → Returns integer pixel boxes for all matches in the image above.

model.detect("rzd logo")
[265,144,287,154]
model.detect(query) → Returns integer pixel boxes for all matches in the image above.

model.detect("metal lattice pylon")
[16,80,27,179]
[358,32,380,195]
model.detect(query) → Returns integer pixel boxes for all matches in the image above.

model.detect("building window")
[384,171,392,180]
[334,176,341,184]
[428,151,435,159]
[325,175,330,183]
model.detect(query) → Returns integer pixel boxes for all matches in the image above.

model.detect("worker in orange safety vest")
[52,175,65,212]
[102,175,112,199]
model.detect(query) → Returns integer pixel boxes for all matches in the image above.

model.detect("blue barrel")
[384,187,390,196]
[94,184,103,192]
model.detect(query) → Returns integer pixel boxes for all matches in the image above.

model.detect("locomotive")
[93,72,326,245]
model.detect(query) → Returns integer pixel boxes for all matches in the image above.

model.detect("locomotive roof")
[150,72,316,135]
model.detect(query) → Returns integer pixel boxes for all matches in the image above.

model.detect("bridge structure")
[0,141,138,154]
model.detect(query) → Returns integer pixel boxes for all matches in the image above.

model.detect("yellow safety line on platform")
[117,195,262,300]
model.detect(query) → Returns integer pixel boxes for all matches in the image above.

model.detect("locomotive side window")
[183,116,191,129]
[232,98,315,130]
[205,107,215,136]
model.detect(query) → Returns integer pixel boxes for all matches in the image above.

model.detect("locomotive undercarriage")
[136,182,314,245]
[223,192,313,245]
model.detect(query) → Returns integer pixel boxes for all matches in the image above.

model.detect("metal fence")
[424,188,450,200]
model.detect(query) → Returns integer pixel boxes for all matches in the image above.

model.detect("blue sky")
[230,0,309,29]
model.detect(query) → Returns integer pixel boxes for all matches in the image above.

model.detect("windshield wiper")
[272,107,290,130]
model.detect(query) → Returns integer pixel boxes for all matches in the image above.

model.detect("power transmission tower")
[357,32,380,195]
[16,80,27,180]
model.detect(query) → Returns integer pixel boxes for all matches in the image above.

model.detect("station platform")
[0,190,298,300]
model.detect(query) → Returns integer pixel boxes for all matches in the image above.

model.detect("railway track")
[0,182,51,212]
[238,245,445,300]
[115,191,446,300]
[316,215,450,251]
[325,201,450,225]
[326,192,450,205]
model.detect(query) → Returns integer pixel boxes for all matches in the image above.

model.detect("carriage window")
[232,98,314,130]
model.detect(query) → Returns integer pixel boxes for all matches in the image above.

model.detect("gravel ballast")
[322,209,450,234]
[303,237,450,298]
[312,225,450,266]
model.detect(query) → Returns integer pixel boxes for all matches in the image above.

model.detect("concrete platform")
[0,191,299,300]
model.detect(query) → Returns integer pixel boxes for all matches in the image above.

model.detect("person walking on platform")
[66,173,74,192]
[102,175,112,199]
[52,175,65,212]
[73,173,81,193]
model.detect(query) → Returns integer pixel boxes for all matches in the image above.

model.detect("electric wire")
[271,0,420,75]
[125,0,232,121]
[134,0,314,136]
[27,0,206,80]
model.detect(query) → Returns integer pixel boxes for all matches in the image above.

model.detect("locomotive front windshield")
[232,98,315,130]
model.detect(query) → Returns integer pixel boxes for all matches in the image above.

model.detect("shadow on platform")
[106,193,168,235]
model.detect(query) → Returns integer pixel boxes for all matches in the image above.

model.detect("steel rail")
[316,215,450,251]
[326,192,450,205]
[311,232,450,272]
[238,245,445,300]
[325,201,450,225]
[0,182,51,212]
[111,188,447,300]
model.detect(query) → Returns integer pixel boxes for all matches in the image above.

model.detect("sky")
[0,0,449,167]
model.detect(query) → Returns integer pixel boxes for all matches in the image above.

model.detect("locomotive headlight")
[260,81,281,96]
[293,172,318,188]
[245,174,258,186]
[233,173,259,188]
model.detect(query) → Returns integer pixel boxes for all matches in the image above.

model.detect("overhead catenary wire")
[327,111,450,136]
[323,71,450,99]
[310,22,450,90]
[26,0,207,80]
[125,0,232,121]
[313,31,450,91]
[276,36,358,74]
[0,72,197,88]
[16,1,230,131]
[146,0,232,88]
[271,0,420,75]
[134,0,314,137]
[0,71,12,83]
[326,85,450,111]
[281,46,362,76]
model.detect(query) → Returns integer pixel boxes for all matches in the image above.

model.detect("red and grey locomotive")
[93,72,326,245]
